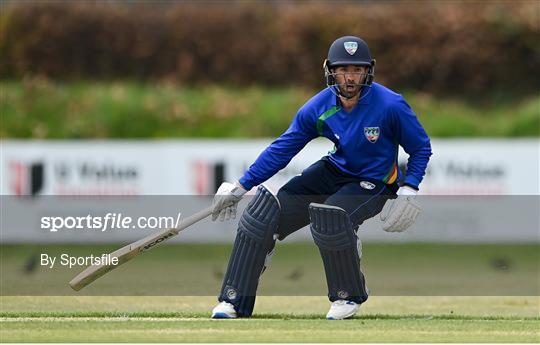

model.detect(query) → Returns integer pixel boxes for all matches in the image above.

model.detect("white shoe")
[211,301,237,319]
[326,300,359,320]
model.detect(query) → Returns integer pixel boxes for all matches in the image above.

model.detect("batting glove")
[212,181,247,222]
[380,186,421,232]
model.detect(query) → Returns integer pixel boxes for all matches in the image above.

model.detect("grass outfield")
[1,243,539,342]
[2,243,538,296]
[1,296,539,342]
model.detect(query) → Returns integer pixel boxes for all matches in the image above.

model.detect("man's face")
[333,65,368,98]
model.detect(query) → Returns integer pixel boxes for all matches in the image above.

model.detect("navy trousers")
[275,158,398,240]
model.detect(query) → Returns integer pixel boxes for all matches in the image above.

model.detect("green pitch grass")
[1,296,539,342]
[1,243,539,342]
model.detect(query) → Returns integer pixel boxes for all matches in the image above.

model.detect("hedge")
[1,1,538,96]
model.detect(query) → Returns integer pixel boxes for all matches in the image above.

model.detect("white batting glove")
[212,181,247,222]
[380,186,421,232]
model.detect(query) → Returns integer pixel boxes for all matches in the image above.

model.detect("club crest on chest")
[364,127,380,143]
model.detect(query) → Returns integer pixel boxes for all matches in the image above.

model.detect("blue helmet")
[323,36,376,97]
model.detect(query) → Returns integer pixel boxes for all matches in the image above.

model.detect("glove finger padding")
[212,181,246,222]
[380,198,395,222]
[211,207,220,221]
[400,204,416,228]
[213,201,239,222]
[382,196,421,232]
[382,200,405,232]
[225,206,234,221]
[212,196,227,221]
[388,203,412,232]
[405,202,421,229]
[218,208,227,222]
[401,199,420,231]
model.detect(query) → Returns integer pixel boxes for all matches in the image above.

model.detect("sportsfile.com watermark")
[41,212,183,232]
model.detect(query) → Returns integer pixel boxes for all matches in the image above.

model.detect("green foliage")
[1,80,538,138]
[1,1,538,96]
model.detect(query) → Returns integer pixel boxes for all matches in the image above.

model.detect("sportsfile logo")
[40,212,182,232]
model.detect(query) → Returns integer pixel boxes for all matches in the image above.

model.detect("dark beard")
[339,84,361,98]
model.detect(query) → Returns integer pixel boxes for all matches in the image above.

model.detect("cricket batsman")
[210,36,432,319]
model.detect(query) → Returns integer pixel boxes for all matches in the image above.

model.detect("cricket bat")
[69,206,213,291]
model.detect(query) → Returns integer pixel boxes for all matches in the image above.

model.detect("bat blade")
[68,243,140,291]
[68,206,213,291]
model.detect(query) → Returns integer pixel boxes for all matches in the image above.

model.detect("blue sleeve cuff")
[238,175,254,191]
[404,176,421,190]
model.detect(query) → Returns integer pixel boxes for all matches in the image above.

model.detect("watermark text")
[40,212,182,232]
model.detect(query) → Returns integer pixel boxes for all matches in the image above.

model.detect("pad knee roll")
[219,185,280,316]
[309,203,368,304]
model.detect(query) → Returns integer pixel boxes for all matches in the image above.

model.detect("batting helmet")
[323,36,376,97]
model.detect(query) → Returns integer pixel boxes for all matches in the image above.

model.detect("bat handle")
[175,205,214,233]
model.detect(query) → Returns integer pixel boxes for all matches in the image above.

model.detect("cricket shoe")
[211,301,237,319]
[326,300,359,320]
